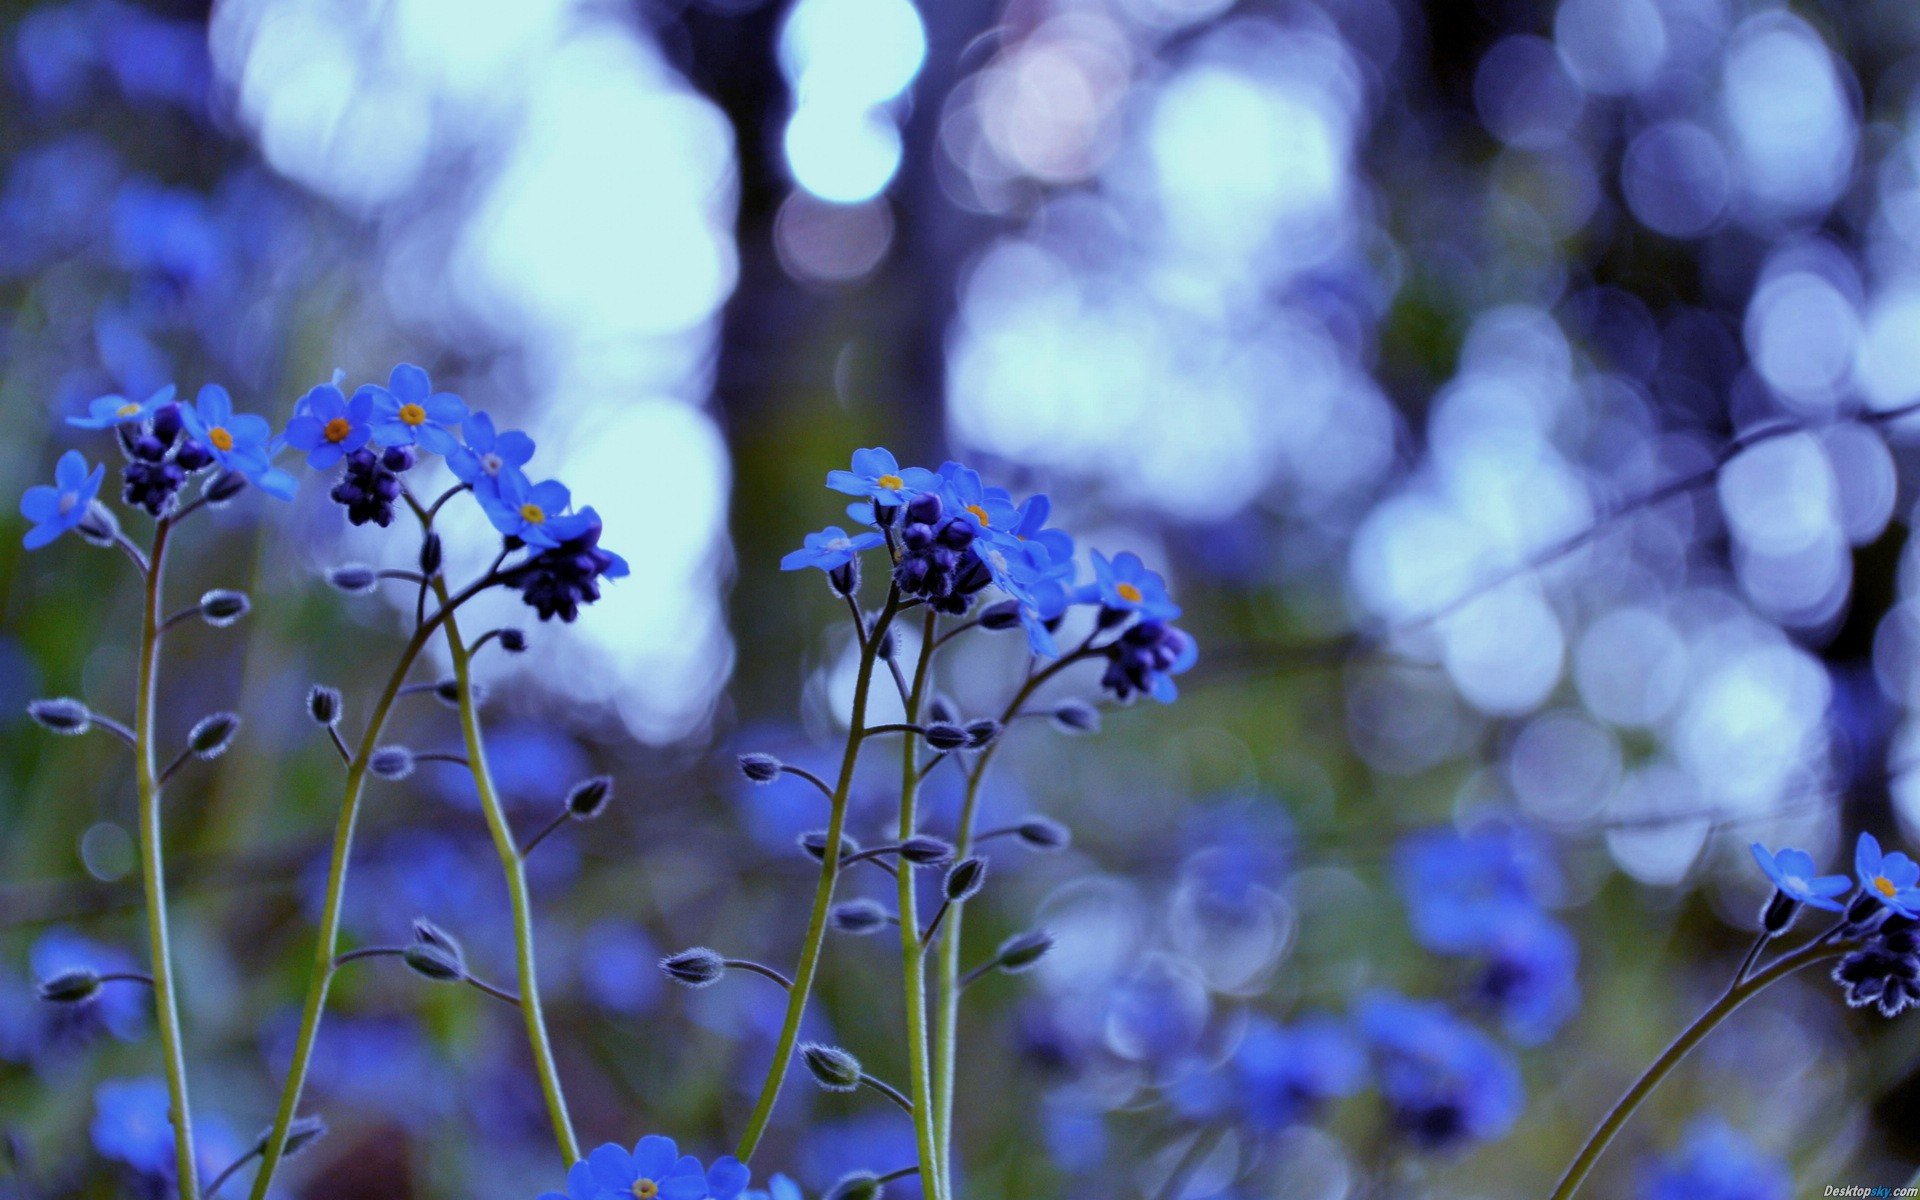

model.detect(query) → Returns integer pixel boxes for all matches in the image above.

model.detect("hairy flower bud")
[402,942,465,982]
[203,470,248,505]
[497,628,528,653]
[944,857,987,903]
[799,830,860,863]
[827,1172,884,1200]
[739,753,783,784]
[800,1042,863,1092]
[187,712,241,760]
[77,501,120,547]
[369,745,416,781]
[899,836,956,866]
[830,900,892,935]
[198,589,251,627]
[27,697,91,735]
[995,929,1055,973]
[326,564,378,594]
[306,685,342,727]
[567,775,613,820]
[963,719,1001,748]
[1049,701,1100,734]
[1016,816,1071,852]
[660,947,727,988]
[923,722,968,751]
[37,967,101,1004]
[279,1115,329,1160]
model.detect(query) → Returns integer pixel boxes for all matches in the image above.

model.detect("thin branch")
[519,810,571,858]
[723,959,795,990]
[860,1073,916,1117]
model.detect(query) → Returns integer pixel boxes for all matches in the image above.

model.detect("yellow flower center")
[967,503,991,526]
[1116,582,1143,604]
[520,503,547,525]
[1876,875,1899,899]
[877,473,904,490]
[117,402,141,417]
[631,1182,659,1199]
[399,403,427,426]
[324,416,353,443]
[209,426,234,452]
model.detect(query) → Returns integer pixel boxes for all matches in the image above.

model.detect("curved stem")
[134,516,199,1200]
[249,574,493,1200]
[735,591,900,1162]
[1155,1126,1226,1200]
[896,609,944,1199]
[1546,940,1849,1200]
[435,582,579,1165]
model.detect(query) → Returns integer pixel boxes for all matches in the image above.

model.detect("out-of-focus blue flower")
[68,383,175,429]
[1359,991,1522,1152]
[32,928,147,1044]
[537,1137,717,1200]
[1103,958,1210,1069]
[369,364,467,455]
[1098,619,1196,703]
[803,1115,924,1200]
[448,412,536,497]
[1477,913,1579,1045]
[1639,1118,1789,1200]
[1395,828,1547,954]
[577,919,663,1015]
[1855,833,1920,915]
[1749,843,1851,912]
[1176,1014,1364,1134]
[826,446,931,505]
[479,471,578,550]
[1081,550,1180,620]
[781,525,884,573]
[1179,800,1293,922]
[1043,1094,1108,1174]
[110,181,224,289]
[282,382,374,470]
[20,450,103,549]
[92,1077,176,1176]
[744,1174,804,1200]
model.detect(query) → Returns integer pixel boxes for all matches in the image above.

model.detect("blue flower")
[1855,832,1920,915]
[447,412,536,496]
[1394,828,1547,955]
[1639,1118,1789,1200]
[478,471,578,550]
[782,525,884,573]
[1001,493,1075,565]
[826,446,934,506]
[1750,843,1851,912]
[744,1175,804,1200]
[368,364,468,455]
[180,384,271,473]
[282,383,375,470]
[1476,912,1579,1045]
[68,383,176,429]
[92,1077,177,1176]
[1098,618,1196,703]
[499,507,629,623]
[1175,1014,1364,1133]
[536,1136,716,1200]
[20,450,103,549]
[1082,550,1180,620]
[1359,991,1522,1152]
[938,462,1018,534]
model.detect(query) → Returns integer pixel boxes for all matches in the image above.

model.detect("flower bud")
[830,900,891,935]
[36,967,101,1004]
[827,1172,885,1200]
[739,753,783,784]
[402,942,465,982]
[187,712,241,760]
[1761,890,1799,936]
[928,694,959,725]
[899,836,956,866]
[498,629,528,653]
[978,600,1022,630]
[412,918,461,956]
[77,501,120,547]
[799,830,860,863]
[828,559,858,598]
[198,589,251,627]
[1049,702,1100,734]
[567,775,613,820]
[419,532,443,578]
[923,723,968,751]
[944,857,987,903]
[995,929,1055,973]
[369,745,416,781]
[281,1115,329,1160]
[306,685,342,727]
[27,698,91,736]
[327,564,378,594]
[204,470,248,504]
[660,947,726,988]
[800,1042,862,1092]
[1015,816,1071,852]
[874,626,896,660]
[963,719,1001,748]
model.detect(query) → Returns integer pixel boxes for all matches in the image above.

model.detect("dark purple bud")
[1015,816,1071,852]
[904,492,942,526]
[198,589,250,626]
[37,967,101,1003]
[739,753,783,784]
[203,469,246,503]
[978,600,1022,630]
[830,900,891,935]
[27,698,91,735]
[567,775,613,820]
[800,1043,863,1092]
[995,928,1054,973]
[660,947,726,988]
[944,857,987,902]
[964,719,1001,748]
[307,685,342,726]
[369,745,415,780]
[900,836,955,866]
[923,722,968,751]
[187,712,241,759]
[1050,702,1100,734]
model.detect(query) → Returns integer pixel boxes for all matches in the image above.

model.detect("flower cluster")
[1752,833,1920,1017]
[790,447,1196,701]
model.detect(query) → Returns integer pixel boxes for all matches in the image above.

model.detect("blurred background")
[6,0,1920,1195]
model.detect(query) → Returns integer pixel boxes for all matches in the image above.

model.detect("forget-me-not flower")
[369,363,468,455]
[20,449,103,549]
[1855,833,1920,915]
[1750,843,1852,912]
[447,412,536,496]
[826,446,934,506]
[538,1136,716,1200]
[1083,550,1181,620]
[479,471,579,549]
[180,384,271,473]
[282,382,374,470]
[68,383,175,429]
[782,525,884,573]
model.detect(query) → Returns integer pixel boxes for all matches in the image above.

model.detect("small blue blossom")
[1750,843,1851,912]
[1082,550,1180,620]
[781,525,884,573]
[1174,1014,1364,1133]
[744,1174,804,1200]
[180,384,271,473]
[92,1077,178,1176]
[1639,1118,1789,1200]
[938,462,1018,534]
[282,382,374,470]
[1855,832,1920,915]
[67,383,176,429]
[447,412,536,496]
[536,1136,719,1200]
[1395,828,1549,955]
[1477,912,1579,1045]
[368,363,468,455]
[826,446,935,506]
[1359,991,1522,1152]
[20,449,103,549]
[479,471,578,550]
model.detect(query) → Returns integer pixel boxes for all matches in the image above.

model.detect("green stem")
[1546,940,1849,1200]
[436,590,579,1164]
[136,517,199,1200]
[931,644,1093,1185]
[735,591,899,1162]
[250,544,492,1200]
[897,610,944,1200]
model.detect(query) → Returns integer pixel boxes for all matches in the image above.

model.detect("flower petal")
[630,1136,677,1176]
[389,363,430,403]
[587,1142,636,1190]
